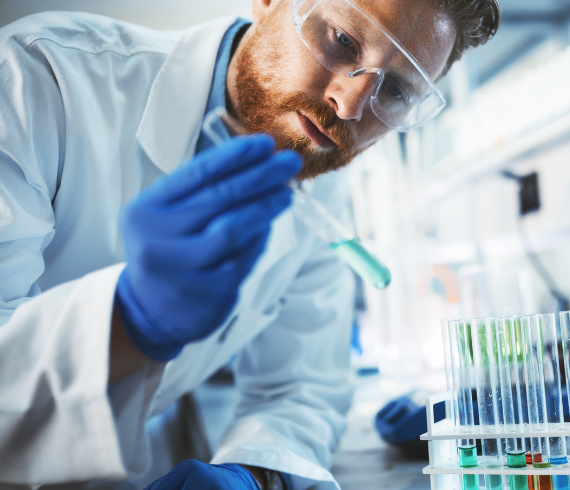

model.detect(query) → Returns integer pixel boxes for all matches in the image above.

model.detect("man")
[0,0,499,488]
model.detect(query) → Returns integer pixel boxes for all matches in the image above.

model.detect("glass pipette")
[202,107,392,289]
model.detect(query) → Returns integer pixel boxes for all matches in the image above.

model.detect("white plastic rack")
[421,392,570,490]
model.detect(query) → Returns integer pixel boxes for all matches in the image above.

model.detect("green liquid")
[508,451,528,490]
[459,446,479,490]
[330,238,391,289]
[510,475,529,490]
[462,474,480,490]
[485,474,503,490]
[533,462,552,490]
[459,446,478,467]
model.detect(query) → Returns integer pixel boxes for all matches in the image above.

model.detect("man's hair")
[440,0,501,75]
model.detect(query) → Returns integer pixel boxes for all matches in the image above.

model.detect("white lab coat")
[0,12,355,490]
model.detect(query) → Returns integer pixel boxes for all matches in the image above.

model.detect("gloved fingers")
[162,150,301,234]
[141,135,276,204]
[176,231,270,290]
[136,187,287,272]
[198,198,285,267]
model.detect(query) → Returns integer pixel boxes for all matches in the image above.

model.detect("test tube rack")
[421,392,570,490]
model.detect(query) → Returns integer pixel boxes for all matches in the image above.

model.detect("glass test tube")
[540,314,569,490]
[449,318,479,490]
[534,461,553,490]
[556,310,570,490]
[497,318,528,490]
[508,450,529,490]
[448,319,476,437]
[521,315,552,490]
[511,317,531,434]
[202,107,391,289]
[472,317,504,490]
[442,319,457,429]
[527,452,537,490]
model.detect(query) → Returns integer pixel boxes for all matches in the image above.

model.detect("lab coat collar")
[136,16,237,174]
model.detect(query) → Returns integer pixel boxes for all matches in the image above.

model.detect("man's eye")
[387,82,403,98]
[335,30,353,47]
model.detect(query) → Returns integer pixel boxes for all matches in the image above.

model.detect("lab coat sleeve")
[211,224,356,490]
[0,36,157,484]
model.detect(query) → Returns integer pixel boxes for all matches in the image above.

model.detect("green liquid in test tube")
[533,461,553,490]
[472,318,504,490]
[508,451,529,490]
[459,446,479,490]
[330,238,391,288]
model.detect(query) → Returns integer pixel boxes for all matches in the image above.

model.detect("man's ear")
[251,0,273,23]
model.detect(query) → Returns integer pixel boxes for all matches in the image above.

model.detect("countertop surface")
[330,375,431,490]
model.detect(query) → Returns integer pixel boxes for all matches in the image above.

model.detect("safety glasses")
[291,0,446,131]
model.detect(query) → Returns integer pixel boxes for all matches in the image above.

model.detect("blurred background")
[2,0,570,486]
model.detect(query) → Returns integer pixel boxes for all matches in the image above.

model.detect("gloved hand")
[144,461,260,490]
[116,135,301,361]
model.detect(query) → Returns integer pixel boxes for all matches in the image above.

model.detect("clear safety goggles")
[291,0,446,131]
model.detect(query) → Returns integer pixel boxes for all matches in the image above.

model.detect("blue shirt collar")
[195,18,251,154]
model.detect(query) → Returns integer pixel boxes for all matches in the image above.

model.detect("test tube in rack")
[521,315,552,490]
[472,317,504,490]
[496,317,528,490]
[512,316,531,449]
[539,314,569,490]
[442,319,457,431]
[448,319,479,490]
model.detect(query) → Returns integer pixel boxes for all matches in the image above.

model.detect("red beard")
[234,25,359,180]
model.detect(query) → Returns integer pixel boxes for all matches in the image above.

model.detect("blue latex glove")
[116,135,301,361]
[144,461,260,490]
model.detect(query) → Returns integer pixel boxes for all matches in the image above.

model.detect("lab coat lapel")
[136,16,237,174]
[252,208,297,280]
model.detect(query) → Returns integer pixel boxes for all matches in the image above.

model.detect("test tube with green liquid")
[533,461,553,490]
[459,445,480,490]
[472,317,504,490]
[497,318,528,490]
[202,107,391,290]
[448,319,476,436]
[508,450,529,490]
[290,183,391,288]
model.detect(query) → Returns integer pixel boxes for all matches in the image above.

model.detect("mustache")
[275,93,353,156]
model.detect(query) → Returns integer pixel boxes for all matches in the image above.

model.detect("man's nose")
[324,72,380,121]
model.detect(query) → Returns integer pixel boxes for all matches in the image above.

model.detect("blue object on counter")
[375,391,445,445]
